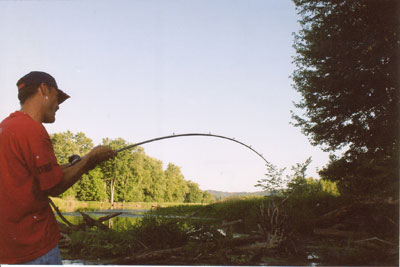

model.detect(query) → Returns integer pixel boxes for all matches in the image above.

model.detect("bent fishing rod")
[59,133,268,227]
[69,133,268,166]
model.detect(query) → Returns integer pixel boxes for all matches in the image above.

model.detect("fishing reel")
[68,154,81,166]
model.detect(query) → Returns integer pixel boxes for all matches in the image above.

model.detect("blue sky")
[0,0,331,192]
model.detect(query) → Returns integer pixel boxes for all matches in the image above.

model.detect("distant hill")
[206,190,269,200]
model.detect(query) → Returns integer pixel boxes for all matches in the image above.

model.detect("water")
[56,208,147,230]
[60,208,148,218]
[57,208,216,231]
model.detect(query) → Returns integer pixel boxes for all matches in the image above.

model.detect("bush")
[69,229,139,259]
[135,215,189,249]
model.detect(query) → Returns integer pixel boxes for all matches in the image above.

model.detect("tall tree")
[164,163,188,202]
[291,0,399,197]
[184,180,204,203]
[126,147,147,202]
[75,167,107,201]
[141,156,166,202]
[101,138,133,203]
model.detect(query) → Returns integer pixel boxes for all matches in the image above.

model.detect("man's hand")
[46,146,116,197]
[85,145,116,171]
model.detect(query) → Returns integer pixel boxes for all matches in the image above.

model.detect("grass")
[50,197,205,212]
[152,196,266,233]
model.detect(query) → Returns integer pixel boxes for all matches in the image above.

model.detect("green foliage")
[255,157,342,235]
[256,157,315,196]
[202,191,215,203]
[320,150,398,197]
[209,197,263,224]
[290,156,311,179]
[136,215,189,249]
[185,180,204,203]
[51,131,94,164]
[75,168,107,201]
[68,216,190,259]
[152,197,267,234]
[320,178,340,197]
[291,0,399,198]
[164,163,188,202]
[67,199,266,260]
[206,190,268,200]
[50,132,213,203]
[284,177,341,234]
[51,131,94,199]
[101,138,134,203]
[287,177,339,198]
[255,160,287,195]
[291,0,398,153]
[69,229,141,259]
[141,156,167,202]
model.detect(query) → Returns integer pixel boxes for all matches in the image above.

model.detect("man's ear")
[38,83,48,97]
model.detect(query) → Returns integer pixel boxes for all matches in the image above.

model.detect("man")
[0,71,116,264]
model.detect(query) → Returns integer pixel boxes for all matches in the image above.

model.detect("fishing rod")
[62,133,269,229]
[69,133,268,165]
[61,133,269,232]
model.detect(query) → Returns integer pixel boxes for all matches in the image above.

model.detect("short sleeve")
[22,123,63,191]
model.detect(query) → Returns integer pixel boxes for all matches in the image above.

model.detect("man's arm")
[46,145,116,197]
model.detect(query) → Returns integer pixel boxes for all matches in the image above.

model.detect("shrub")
[135,215,189,249]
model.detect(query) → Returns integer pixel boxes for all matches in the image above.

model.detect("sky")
[0,0,332,192]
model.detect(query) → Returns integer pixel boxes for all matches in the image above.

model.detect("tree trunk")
[110,178,115,204]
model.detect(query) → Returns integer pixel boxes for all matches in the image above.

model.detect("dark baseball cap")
[16,71,70,104]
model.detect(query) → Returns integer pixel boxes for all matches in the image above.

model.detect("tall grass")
[153,196,265,234]
[50,197,203,212]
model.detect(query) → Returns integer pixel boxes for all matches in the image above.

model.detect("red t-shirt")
[0,111,63,264]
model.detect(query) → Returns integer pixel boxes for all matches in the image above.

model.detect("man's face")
[42,85,60,123]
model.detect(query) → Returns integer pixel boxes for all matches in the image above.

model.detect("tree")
[255,160,287,195]
[201,191,215,203]
[101,138,134,203]
[125,147,147,202]
[290,156,312,179]
[184,181,203,203]
[75,167,107,201]
[142,156,166,202]
[164,163,188,202]
[291,0,399,197]
[51,131,216,203]
[51,131,93,164]
[286,157,316,196]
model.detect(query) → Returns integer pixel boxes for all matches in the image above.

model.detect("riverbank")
[56,196,399,265]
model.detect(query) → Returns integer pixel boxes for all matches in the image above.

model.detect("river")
[57,208,319,266]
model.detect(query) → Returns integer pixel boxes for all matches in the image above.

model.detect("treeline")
[51,131,214,203]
